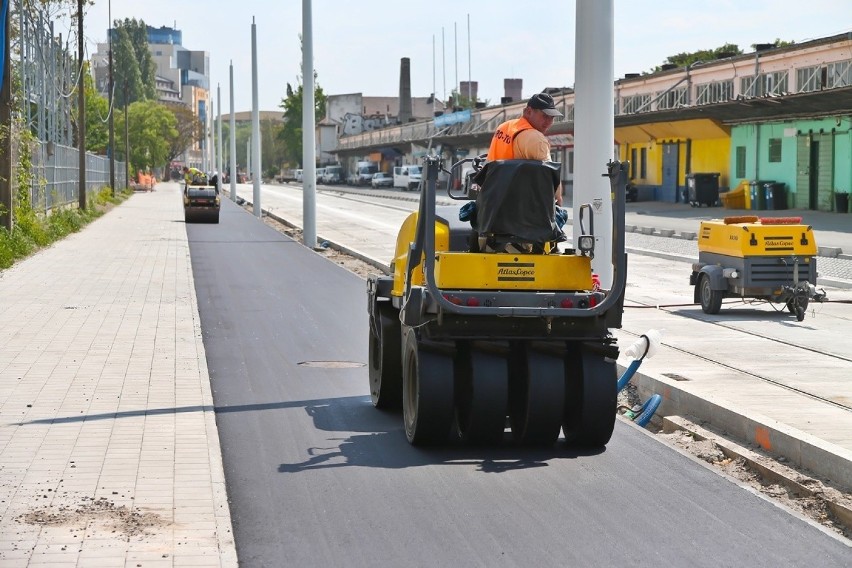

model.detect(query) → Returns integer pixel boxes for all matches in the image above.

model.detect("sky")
[66,0,852,114]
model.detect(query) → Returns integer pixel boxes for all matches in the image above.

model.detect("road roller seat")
[470,159,563,253]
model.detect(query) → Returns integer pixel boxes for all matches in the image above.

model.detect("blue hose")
[617,359,642,393]
[634,394,662,427]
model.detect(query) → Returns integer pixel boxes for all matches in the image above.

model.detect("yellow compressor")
[690,215,826,321]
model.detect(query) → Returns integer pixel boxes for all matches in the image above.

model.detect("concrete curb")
[623,365,852,491]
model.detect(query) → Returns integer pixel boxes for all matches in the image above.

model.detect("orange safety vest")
[486,117,535,160]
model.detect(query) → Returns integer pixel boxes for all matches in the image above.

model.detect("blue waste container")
[749,180,773,210]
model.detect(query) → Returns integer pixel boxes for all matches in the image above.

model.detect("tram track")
[621,298,852,412]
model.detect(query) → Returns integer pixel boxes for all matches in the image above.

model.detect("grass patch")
[0,187,132,270]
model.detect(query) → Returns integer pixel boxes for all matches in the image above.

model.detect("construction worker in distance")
[183,166,207,186]
[486,92,564,205]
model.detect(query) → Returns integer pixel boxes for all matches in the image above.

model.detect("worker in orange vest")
[486,92,564,205]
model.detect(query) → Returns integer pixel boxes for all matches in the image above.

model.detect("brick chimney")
[504,78,523,104]
[399,58,412,123]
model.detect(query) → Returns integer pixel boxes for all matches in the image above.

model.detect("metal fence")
[27,140,126,213]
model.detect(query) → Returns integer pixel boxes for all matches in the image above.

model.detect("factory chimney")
[399,57,412,123]
[503,78,523,104]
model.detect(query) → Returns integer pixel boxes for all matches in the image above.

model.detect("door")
[795,135,810,209]
[662,143,679,202]
[809,140,820,210]
[814,133,834,211]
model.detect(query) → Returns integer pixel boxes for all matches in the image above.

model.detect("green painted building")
[730,117,851,211]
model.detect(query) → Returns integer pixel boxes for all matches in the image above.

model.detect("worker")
[183,166,206,186]
[486,92,564,205]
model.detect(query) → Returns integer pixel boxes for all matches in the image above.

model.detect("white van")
[321,164,343,185]
[316,167,326,183]
[393,165,422,191]
[295,169,303,182]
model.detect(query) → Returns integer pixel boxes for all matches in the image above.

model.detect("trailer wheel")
[507,342,564,446]
[562,348,617,448]
[454,342,509,444]
[368,304,402,409]
[786,298,808,316]
[699,274,723,314]
[402,330,454,445]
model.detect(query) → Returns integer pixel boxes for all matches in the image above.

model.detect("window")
[696,80,733,104]
[735,146,746,178]
[827,60,852,88]
[620,94,652,115]
[740,72,788,97]
[640,148,647,179]
[768,139,782,163]
[797,65,824,93]
[655,87,688,110]
[630,149,637,179]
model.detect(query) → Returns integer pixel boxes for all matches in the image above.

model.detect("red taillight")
[466,297,480,306]
[561,298,574,308]
[589,295,598,307]
[443,294,463,305]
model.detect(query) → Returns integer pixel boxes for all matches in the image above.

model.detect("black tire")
[454,342,509,444]
[368,304,402,409]
[508,342,564,446]
[402,329,455,445]
[786,298,808,315]
[699,274,723,314]
[562,347,617,448]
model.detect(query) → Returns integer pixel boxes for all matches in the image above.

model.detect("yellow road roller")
[367,156,628,446]
[691,215,826,321]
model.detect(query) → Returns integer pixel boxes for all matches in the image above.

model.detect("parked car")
[371,172,393,188]
[295,169,303,182]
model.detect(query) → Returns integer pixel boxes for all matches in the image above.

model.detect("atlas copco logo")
[497,263,536,281]
[498,267,534,276]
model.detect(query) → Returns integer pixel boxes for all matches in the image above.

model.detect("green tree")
[278,76,326,167]
[69,62,109,153]
[121,18,157,101]
[126,101,177,172]
[166,105,202,164]
[112,18,155,108]
[653,43,743,72]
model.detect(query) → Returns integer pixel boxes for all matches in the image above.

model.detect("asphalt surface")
[187,196,851,566]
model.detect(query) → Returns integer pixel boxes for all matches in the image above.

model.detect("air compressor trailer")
[690,215,825,321]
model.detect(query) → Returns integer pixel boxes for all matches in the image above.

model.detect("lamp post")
[108,0,115,196]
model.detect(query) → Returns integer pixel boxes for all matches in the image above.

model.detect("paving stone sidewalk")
[0,187,236,567]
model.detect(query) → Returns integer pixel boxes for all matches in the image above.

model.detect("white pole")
[454,22,458,99]
[574,0,615,286]
[467,14,472,104]
[229,61,237,202]
[251,17,262,217]
[441,27,446,103]
[217,83,223,192]
[302,0,317,248]
[432,35,436,115]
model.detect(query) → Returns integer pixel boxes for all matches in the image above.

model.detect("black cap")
[527,92,563,117]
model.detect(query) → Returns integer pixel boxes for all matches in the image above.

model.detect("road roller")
[183,182,220,224]
[367,156,628,447]
[691,215,826,321]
